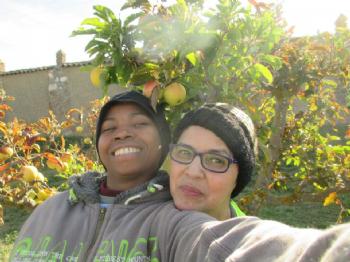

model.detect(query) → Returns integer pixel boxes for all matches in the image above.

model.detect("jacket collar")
[68,170,170,205]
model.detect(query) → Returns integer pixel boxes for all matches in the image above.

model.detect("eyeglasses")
[169,143,238,173]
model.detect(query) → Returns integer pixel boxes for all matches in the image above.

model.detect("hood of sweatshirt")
[67,170,171,205]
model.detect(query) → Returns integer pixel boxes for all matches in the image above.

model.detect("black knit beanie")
[173,103,257,198]
[95,90,171,168]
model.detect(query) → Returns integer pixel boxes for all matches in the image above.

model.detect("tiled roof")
[0,61,92,76]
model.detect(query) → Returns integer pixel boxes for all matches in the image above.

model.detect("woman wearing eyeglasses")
[169,103,257,220]
[12,97,350,261]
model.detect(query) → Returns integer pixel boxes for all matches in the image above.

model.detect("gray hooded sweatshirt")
[10,171,350,262]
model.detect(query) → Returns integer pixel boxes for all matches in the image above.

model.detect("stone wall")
[0,51,121,123]
[1,70,51,122]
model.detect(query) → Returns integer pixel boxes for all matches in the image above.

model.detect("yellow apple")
[90,67,104,87]
[37,188,56,201]
[143,80,158,98]
[84,137,92,145]
[37,189,49,201]
[21,165,44,182]
[75,126,84,133]
[163,82,186,106]
[35,172,45,182]
[0,146,13,161]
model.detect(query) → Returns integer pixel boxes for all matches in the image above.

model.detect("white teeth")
[114,147,141,156]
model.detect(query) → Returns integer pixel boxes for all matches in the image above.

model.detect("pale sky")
[0,0,349,72]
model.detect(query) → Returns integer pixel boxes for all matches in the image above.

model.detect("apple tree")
[72,0,350,220]
[0,88,106,224]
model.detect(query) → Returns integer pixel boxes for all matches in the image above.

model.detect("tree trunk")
[266,94,289,178]
[250,88,290,214]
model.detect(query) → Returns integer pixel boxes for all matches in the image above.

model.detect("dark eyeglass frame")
[169,143,238,173]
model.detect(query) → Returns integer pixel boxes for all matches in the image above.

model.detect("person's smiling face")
[170,125,239,220]
[98,102,162,190]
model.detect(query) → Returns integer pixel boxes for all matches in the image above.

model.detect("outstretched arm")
[155,204,350,262]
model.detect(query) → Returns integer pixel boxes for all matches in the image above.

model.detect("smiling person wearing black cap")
[11,90,174,261]
[170,103,257,220]
[11,92,350,262]
[95,91,170,192]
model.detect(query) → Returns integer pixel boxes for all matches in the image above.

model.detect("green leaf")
[129,67,153,85]
[71,28,98,36]
[332,146,345,154]
[321,79,337,88]
[121,0,151,11]
[124,12,144,26]
[169,0,188,15]
[260,55,282,70]
[313,182,326,191]
[93,5,117,22]
[84,39,109,53]
[86,45,105,57]
[81,17,105,27]
[185,52,197,66]
[253,63,273,83]
[328,135,340,141]
[144,63,159,70]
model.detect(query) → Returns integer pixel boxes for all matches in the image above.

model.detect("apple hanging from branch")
[163,82,186,106]
[90,66,104,88]
[143,80,158,98]
[0,146,13,161]
[21,165,45,183]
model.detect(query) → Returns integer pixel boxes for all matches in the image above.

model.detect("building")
[0,50,120,123]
